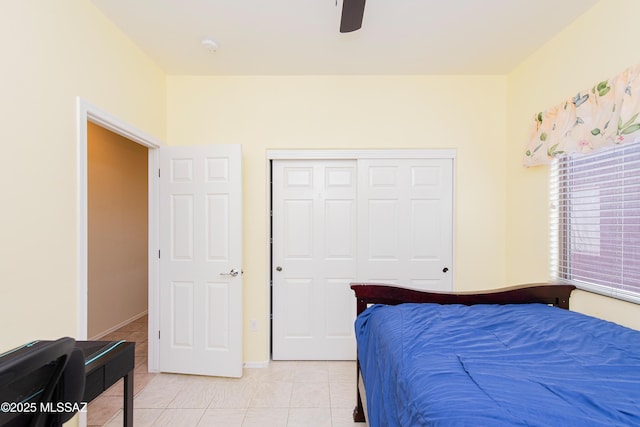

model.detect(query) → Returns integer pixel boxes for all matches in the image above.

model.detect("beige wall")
[506,0,640,329]
[167,75,509,362]
[0,1,165,352]
[88,122,148,338]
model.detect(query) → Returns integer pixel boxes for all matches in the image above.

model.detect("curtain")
[524,63,640,167]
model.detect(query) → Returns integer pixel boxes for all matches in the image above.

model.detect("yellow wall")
[0,1,165,352]
[167,75,508,362]
[3,0,637,371]
[506,0,640,330]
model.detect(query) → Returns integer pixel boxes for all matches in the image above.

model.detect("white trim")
[147,146,160,372]
[243,360,270,369]
[76,98,162,385]
[267,149,456,160]
[562,280,640,306]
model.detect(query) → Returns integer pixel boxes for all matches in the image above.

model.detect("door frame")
[266,149,456,356]
[76,97,162,376]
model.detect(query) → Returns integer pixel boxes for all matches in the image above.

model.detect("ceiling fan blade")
[340,0,366,33]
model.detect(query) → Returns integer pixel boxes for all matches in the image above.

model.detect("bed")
[350,283,640,426]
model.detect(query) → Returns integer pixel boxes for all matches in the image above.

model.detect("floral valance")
[524,63,640,167]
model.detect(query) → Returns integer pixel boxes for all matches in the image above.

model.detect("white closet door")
[357,158,453,291]
[272,160,357,360]
[272,156,454,360]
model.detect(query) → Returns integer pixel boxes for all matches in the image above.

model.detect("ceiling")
[89,0,599,76]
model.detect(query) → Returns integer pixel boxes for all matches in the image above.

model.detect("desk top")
[75,340,129,366]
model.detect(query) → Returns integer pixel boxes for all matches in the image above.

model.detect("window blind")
[550,141,640,304]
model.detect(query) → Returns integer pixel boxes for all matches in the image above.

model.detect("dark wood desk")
[76,341,135,427]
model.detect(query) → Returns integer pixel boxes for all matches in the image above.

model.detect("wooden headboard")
[350,283,576,316]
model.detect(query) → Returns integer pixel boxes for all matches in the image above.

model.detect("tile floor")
[87,317,363,426]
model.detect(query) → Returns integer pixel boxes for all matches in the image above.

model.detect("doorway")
[78,99,244,381]
[76,98,162,376]
[87,122,148,339]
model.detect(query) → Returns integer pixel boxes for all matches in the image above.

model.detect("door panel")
[160,144,242,377]
[206,283,229,349]
[171,281,194,347]
[272,160,357,360]
[284,278,313,337]
[170,195,194,260]
[325,200,355,258]
[284,200,313,258]
[325,278,356,337]
[367,200,399,260]
[358,158,453,291]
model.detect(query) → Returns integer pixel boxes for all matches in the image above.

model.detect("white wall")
[167,75,508,362]
[506,0,640,329]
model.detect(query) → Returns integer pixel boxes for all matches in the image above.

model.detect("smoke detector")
[201,38,218,52]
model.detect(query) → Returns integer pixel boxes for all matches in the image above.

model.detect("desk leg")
[123,370,134,427]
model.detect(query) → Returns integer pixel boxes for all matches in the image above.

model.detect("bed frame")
[350,282,576,423]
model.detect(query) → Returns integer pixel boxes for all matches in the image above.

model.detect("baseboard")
[147,361,269,374]
[90,310,148,340]
[243,360,270,369]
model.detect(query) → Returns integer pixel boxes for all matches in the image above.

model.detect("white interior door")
[357,158,453,290]
[272,160,357,360]
[159,144,242,377]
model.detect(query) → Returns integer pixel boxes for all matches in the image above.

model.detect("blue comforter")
[355,303,640,426]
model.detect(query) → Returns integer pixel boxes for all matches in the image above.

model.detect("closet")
[271,151,453,360]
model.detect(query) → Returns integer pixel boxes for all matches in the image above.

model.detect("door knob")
[220,268,240,277]
[442,267,449,273]
[275,266,283,272]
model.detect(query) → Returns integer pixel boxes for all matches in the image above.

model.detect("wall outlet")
[250,319,258,332]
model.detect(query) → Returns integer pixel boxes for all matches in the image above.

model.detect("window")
[551,141,640,304]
